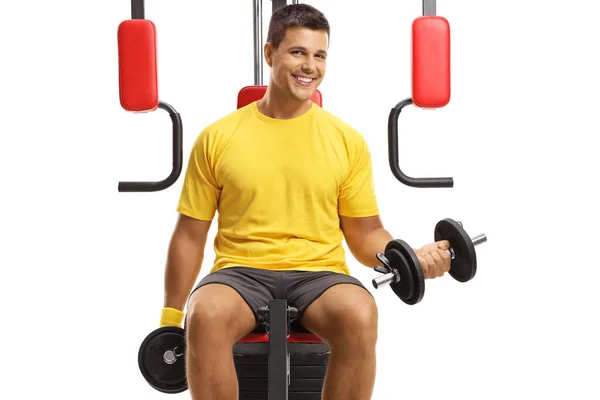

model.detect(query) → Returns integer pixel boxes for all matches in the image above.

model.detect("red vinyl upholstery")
[235,85,324,344]
[237,85,323,109]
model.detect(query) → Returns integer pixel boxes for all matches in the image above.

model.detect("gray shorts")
[189,266,372,332]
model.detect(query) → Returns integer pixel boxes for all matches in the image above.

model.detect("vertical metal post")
[272,0,287,13]
[131,0,145,19]
[253,0,263,85]
[292,0,299,4]
[423,0,436,16]
[268,300,289,399]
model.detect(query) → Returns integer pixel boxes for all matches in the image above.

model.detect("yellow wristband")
[160,307,185,328]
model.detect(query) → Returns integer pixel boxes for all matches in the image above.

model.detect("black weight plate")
[382,249,414,303]
[238,378,324,392]
[138,326,187,394]
[233,342,330,356]
[236,365,328,379]
[385,239,425,305]
[239,393,322,400]
[234,352,330,366]
[435,218,476,282]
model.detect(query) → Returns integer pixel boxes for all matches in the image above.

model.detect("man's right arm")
[163,213,213,312]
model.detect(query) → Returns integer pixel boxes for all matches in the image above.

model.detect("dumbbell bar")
[372,218,487,304]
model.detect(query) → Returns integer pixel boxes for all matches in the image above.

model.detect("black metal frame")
[423,0,436,16]
[272,0,288,14]
[119,0,184,192]
[266,299,291,398]
[118,101,183,192]
[388,99,453,188]
[131,0,145,19]
[386,0,454,188]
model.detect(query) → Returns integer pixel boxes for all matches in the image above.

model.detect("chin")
[290,86,317,102]
[292,92,314,102]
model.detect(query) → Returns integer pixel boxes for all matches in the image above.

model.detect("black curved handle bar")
[118,101,183,192]
[388,98,454,188]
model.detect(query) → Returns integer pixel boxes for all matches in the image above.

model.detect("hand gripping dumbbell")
[372,218,487,305]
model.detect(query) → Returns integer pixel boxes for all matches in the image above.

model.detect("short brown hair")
[266,4,330,50]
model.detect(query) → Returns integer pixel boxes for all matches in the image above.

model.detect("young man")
[160,4,451,400]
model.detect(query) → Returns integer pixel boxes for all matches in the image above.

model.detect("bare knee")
[186,284,256,343]
[344,300,378,340]
[326,298,378,347]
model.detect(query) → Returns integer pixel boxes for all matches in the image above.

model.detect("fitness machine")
[116,0,458,192]
[126,0,486,398]
[388,0,454,188]
[116,0,183,192]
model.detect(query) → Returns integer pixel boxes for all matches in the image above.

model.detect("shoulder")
[315,106,365,140]
[192,104,253,152]
[313,105,368,152]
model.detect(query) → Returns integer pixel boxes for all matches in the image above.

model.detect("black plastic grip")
[388,98,453,188]
[118,101,183,192]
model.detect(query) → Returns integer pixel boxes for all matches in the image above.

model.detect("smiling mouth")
[292,74,315,87]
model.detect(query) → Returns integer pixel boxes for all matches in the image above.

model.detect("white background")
[1,0,599,399]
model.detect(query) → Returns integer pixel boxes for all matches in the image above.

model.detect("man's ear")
[264,42,274,67]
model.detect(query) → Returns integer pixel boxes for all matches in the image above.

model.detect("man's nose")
[302,57,317,72]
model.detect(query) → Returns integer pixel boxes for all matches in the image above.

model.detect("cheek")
[277,63,294,80]
[277,69,291,85]
[317,65,326,79]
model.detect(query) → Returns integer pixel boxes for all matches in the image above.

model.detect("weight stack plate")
[234,342,330,400]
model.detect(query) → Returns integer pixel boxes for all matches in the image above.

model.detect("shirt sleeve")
[176,128,221,221]
[338,137,380,217]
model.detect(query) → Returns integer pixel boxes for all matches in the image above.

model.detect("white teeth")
[295,75,313,83]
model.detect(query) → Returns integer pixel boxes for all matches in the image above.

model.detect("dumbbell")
[372,218,487,304]
[138,326,188,393]
[137,304,300,394]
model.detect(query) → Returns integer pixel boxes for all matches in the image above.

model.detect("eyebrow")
[288,46,328,56]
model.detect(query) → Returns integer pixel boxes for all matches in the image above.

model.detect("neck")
[257,84,312,119]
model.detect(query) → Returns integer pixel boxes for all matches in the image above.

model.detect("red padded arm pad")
[412,16,451,108]
[118,19,159,112]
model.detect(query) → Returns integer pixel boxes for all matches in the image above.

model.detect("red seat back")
[237,85,323,108]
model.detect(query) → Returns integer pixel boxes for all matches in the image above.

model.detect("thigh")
[289,273,377,341]
[285,272,375,325]
[187,267,276,339]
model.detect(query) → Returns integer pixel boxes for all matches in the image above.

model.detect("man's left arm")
[340,215,451,279]
[337,134,449,279]
[339,215,392,267]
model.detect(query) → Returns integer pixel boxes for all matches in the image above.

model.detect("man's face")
[265,26,328,102]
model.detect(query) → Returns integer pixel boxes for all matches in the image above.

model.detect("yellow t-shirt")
[177,101,379,275]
